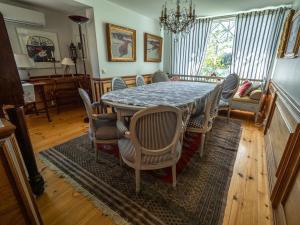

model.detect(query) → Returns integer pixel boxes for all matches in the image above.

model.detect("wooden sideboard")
[264,81,300,225]
[28,74,90,111]
[0,119,43,225]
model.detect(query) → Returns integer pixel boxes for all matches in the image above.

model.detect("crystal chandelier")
[160,0,196,34]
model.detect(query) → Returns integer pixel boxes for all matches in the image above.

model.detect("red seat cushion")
[238,80,252,97]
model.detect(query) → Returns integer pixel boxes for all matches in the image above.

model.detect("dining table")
[101,81,216,122]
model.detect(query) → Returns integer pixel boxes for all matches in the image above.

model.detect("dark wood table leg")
[35,84,51,122]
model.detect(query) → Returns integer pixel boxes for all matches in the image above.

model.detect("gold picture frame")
[284,10,300,58]
[106,23,136,62]
[277,10,295,58]
[144,33,163,62]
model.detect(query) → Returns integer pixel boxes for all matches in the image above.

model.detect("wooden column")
[0,12,44,195]
[0,119,43,225]
[6,107,45,195]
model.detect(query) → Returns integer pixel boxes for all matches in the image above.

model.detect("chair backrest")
[78,88,93,119]
[136,75,145,86]
[129,106,182,161]
[152,71,170,83]
[222,73,240,99]
[202,83,222,126]
[112,77,127,91]
[210,81,224,117]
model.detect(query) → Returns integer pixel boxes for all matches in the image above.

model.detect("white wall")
[4,5,76,77]
[75,0,163,78]
[271,0,300,105]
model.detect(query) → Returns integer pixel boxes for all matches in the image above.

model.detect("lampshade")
[69,15,89,24]
[61,57,75,66]
[14,54,34,69]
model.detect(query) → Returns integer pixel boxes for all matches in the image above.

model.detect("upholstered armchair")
[117,106,183,192]
[218,73,240,119]
[136,75,145,86]
[78,88,119,161]
[187,83,223,157]
[152,71,170,83]
[112,77,127,91]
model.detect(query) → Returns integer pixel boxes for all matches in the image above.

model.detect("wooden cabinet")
[0,119,43,225]
[264,81,300,225]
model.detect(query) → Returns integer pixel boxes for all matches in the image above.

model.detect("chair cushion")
[94,119,119,140]
[118,138,182,165]
[187,114,206,129]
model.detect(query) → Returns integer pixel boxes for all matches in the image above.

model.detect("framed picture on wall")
[285,10,300,58]
[144,33,163,62]
[277,10,295,58]
[106,23,136,62]
[16,28,61,68]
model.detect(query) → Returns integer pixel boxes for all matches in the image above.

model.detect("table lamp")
[14,53,34,81]
[61,57,75,76]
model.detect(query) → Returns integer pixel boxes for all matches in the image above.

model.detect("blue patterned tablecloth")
[101,81,216,108]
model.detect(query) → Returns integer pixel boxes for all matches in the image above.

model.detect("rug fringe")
[39,154,131,225]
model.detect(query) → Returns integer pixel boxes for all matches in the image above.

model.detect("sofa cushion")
[249,89,262,100]
[238,80,252,97]
[233,93,259,104]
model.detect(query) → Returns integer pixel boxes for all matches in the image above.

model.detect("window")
[201,19,235,77]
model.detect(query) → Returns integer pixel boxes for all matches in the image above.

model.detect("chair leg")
[227,107,231,121]
[119,153,123,167]
[95,142,100,162]
[254,112,259,123]
[135,169,141,193]
[199,133,206,157]
[172,164,176,188]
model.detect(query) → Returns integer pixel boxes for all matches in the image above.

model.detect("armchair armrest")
[91,102,102,108]
[117,120,131,138]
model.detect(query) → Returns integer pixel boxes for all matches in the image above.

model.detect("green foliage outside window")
[201,19,235,77]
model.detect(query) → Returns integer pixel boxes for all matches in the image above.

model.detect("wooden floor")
[27,106,273,225]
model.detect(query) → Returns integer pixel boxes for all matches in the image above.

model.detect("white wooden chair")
[136,75,145,86]
[218,73,240,119]
[112,77,127,91]
[117,106,183,192]
[78,88,119,161]
[187,83,223,157]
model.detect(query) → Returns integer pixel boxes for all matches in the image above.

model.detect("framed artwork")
[277,10,295,58]
[106,23,136,62]
[16,28,61,68]
[285,10,300,58]
[144,33,163,62]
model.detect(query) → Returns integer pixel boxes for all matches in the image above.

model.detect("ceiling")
[108,0,293,19]
[6,0,89,12]
[3,0,293,16]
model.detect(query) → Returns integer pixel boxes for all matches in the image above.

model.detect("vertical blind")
[230,8,286,80]
[171,18,212,75]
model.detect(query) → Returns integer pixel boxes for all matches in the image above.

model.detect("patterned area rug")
[40,117,242,225]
